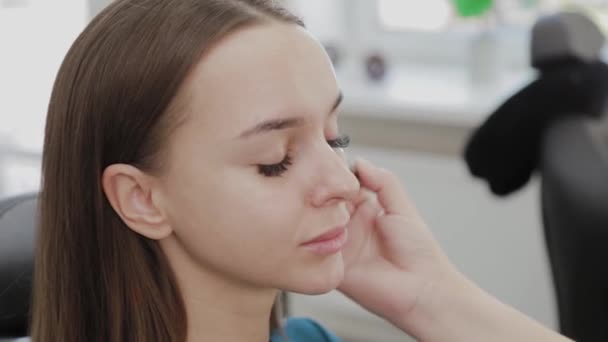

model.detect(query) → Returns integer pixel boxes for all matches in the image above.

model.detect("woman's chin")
[286,253,345,295]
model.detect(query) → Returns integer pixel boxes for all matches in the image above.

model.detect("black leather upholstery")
[0,194,38,338]
[540,117,608,341]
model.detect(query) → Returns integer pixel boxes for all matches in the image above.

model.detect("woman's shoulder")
[270,317,341,342]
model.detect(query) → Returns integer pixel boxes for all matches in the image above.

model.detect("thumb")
[354,158,413,216]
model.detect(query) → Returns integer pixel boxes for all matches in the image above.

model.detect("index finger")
[353,158,413,216]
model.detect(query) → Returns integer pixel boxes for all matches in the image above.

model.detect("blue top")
[270,317,341,342]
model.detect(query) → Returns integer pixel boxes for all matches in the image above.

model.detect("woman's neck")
[183,287,277,342]
[160,237,278,342]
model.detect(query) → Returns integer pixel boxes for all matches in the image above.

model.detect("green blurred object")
[453,0,494,17]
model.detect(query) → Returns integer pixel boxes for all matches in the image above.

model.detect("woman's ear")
[101,164,172,240]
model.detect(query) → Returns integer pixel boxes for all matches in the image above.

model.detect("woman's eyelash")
[327,134,350,149]
[258,154,293,177]
[257,134,351,177]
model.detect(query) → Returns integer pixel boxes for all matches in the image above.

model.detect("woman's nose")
[309,146,360,208]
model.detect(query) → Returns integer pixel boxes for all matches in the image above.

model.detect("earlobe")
[101,164,173,240]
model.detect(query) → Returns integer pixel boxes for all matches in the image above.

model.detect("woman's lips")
[301,226,348,255]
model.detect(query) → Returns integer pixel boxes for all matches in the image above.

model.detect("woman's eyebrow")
[237,91,343,139]
[238,117,305,139]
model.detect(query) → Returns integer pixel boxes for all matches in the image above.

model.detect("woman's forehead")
[179,22,339,138]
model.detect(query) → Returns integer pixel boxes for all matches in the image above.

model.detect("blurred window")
[378,0,608,34]
[289,0,608,67]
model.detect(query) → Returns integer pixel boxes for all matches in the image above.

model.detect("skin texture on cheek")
[164,164,304,287]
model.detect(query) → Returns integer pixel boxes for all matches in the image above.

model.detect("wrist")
[399,268,572,342]
[397,267,490,341]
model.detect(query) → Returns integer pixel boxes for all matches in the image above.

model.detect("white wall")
[0,1,87,196]
[88,0,109,18]
[0,0,87,151]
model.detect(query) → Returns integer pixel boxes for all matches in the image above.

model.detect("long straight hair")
[31,1,302,341]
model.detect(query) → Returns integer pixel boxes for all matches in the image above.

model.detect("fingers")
[346,189,371,215]
[353,187,376,207]
[342,197,381,265]
[353,158,412,216]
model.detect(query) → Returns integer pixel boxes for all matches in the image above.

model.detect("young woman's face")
[158,22,360,294]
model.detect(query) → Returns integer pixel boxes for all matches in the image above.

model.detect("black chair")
[532,12,608,341]
[0,193,38,340]
[540,116,608,341]
[465,11,608,340]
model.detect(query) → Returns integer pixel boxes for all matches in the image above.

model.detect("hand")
[338,158,458,330]
[339,159,573,342]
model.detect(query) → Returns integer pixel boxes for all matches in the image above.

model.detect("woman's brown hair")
[31,1,302,341]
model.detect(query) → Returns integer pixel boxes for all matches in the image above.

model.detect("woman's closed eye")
[258,134,350,177]
[327,134,350,149]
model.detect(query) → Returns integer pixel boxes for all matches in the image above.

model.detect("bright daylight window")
[344,0,608,76]
[377,0,608,35]
[306,0,608,127]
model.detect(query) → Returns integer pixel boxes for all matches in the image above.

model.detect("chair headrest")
[532,11,605,68]
[0,193,38,338]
